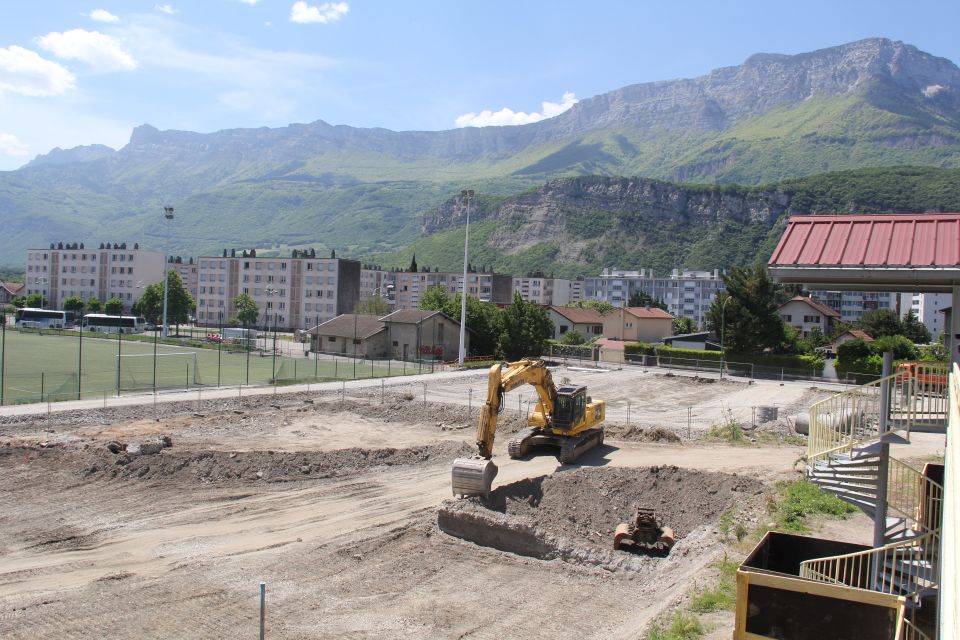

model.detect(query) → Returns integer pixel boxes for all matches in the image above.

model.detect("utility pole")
[161,206,174,338]
[458,189,473,368]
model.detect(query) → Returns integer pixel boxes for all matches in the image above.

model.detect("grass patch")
[646,611,705,640]
[773,478,857,533]
[689,558,739,613]
[704,407,745,444]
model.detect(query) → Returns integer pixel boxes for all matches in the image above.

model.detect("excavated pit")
[438,466,764,570]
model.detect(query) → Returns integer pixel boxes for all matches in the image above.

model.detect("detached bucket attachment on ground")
[451,457,498,497]
[613,507,676,555]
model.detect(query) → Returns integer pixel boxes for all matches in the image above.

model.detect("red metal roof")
[770,214,960,267]
[549,305,605,324]
[623,306,674,320]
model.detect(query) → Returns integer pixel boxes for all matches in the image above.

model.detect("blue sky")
[0,0,957,170]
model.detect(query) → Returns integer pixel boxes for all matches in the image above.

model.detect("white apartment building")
[25,242,164,312]
[170,258,199,301]
[362,270,513,311]
[808,290,899,324]
[584,268,725,328]
[195,253,360,331]
[899,292,950,340]
[511,276,583,306]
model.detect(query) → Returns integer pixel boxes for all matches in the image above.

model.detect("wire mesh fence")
[0,324,448,406]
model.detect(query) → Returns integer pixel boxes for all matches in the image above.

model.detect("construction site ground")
[0,365,945,639]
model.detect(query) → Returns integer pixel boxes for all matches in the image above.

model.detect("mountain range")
[2,37,959,270]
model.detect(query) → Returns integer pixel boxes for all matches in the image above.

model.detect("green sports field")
[0,329,426,405]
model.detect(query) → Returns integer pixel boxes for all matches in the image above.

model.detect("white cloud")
[89,9,120,23]
[36,29,137,72]
[290,1,349,24]
[455,91,579,127]
[154,4,176,14]
[0,133,30,156]
[0,46,76,97]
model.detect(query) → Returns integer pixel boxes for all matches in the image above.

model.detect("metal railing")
[900,617,932,640]
[807,371,912,464]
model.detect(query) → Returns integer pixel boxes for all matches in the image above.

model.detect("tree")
[627,290,667,310]
[856,309,903,339]
[704,265,786,355]
[872,335,918,360]
[10,296,25,309]
[104,298,124,315]
[131,271,195,327]
[86,297,102,313]
[901,310,932,344]
[354,295,390,316]
[499,293,554,360]
[672,317,695,335]
[25,293,44,308]
[231,293,259,328]
[408,253,418,273]
[559,330,586,345]
[418,285,451,312]
[62,297,84,313]
[419,286,502,356]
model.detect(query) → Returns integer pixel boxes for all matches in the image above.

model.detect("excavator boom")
[451,359,605,497]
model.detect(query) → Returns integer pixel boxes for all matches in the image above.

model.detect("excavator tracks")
[558,428,604,465]
[507,427,539,458]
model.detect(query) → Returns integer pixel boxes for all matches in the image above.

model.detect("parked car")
[814,346,836,359]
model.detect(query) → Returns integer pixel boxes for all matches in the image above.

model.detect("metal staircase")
[800,364,947,639]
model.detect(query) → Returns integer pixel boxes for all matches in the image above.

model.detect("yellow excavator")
[451,359,606,497]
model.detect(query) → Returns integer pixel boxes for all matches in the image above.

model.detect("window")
[781,314,792,322]
[803,315,821,323]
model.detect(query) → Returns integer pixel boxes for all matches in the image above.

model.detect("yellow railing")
[899,617,932,640]
[807,372,913,464]
[801,442,943,601]
[904,362,949,428]
[799,531,937,597]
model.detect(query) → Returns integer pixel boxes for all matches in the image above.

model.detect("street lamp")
[161,206,174,339]
[458,189,474,369]
[720,295,732,379]
[264,287,279,381]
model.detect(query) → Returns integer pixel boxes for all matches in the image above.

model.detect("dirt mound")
[439,466,763,570]
[2,441,472,484]
[604,424,681,442]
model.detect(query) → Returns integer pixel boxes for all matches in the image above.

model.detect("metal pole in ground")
[259,581,266,640]
[116,320,123,397]
[217,310,223,388]
[77,318,83,400]
[153,322,158,392]
[423,382,427,405]
[0,315,5,406]
[687,406,692,438]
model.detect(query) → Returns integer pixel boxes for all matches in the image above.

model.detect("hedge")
[623,342,825,373]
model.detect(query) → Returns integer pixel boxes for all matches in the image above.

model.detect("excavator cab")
[553,385,587,430]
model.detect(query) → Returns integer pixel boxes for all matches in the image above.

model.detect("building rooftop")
[549,306,605,324]
[769,213,960,291]
[308,314,385,339]
[780,295,841,318]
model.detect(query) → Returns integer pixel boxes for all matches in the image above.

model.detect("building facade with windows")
[194,253,360,331]
[511,276,583,306]
[25,242,164,312]
[899,291,950,341]
[584,268,725,329]
[808,290,899,324]
[170,258,199,301]
[365,270,513,311]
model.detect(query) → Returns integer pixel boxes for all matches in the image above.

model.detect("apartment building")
[808,290,899,324]
[25,242,164,312]
[170,258,199,301]
[511,276,583,305]
[899,291,950,340]
[364,270,513,310]
[194,252,360,331]
[584,268,725,329]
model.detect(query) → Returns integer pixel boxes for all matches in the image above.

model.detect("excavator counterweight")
[451,359,605,497]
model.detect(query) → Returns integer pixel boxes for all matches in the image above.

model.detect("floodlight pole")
[161,206,174,339]
[458,189,474,369]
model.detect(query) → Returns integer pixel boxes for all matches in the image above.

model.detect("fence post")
[687,406,692,439]
[381,379,385,404]
[627,400,631,425]
[259,581,266,640]
[423,382,427,406]
[40,372,44,403]
[469,387,472,419]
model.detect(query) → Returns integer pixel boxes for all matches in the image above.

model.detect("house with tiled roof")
[0,282,24,305]
[601,306,673,343]
[778,295,840,338]
[831,329,874,351]
[380,309,468,361]
[547,306,604,341]
[308,314,388,358]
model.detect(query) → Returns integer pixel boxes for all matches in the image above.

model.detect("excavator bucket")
[451,457,498,497]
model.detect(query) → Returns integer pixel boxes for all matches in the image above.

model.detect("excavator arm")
[474,359,557,458]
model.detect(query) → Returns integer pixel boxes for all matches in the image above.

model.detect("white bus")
[83,314,145,334]
[14,308,76,329]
